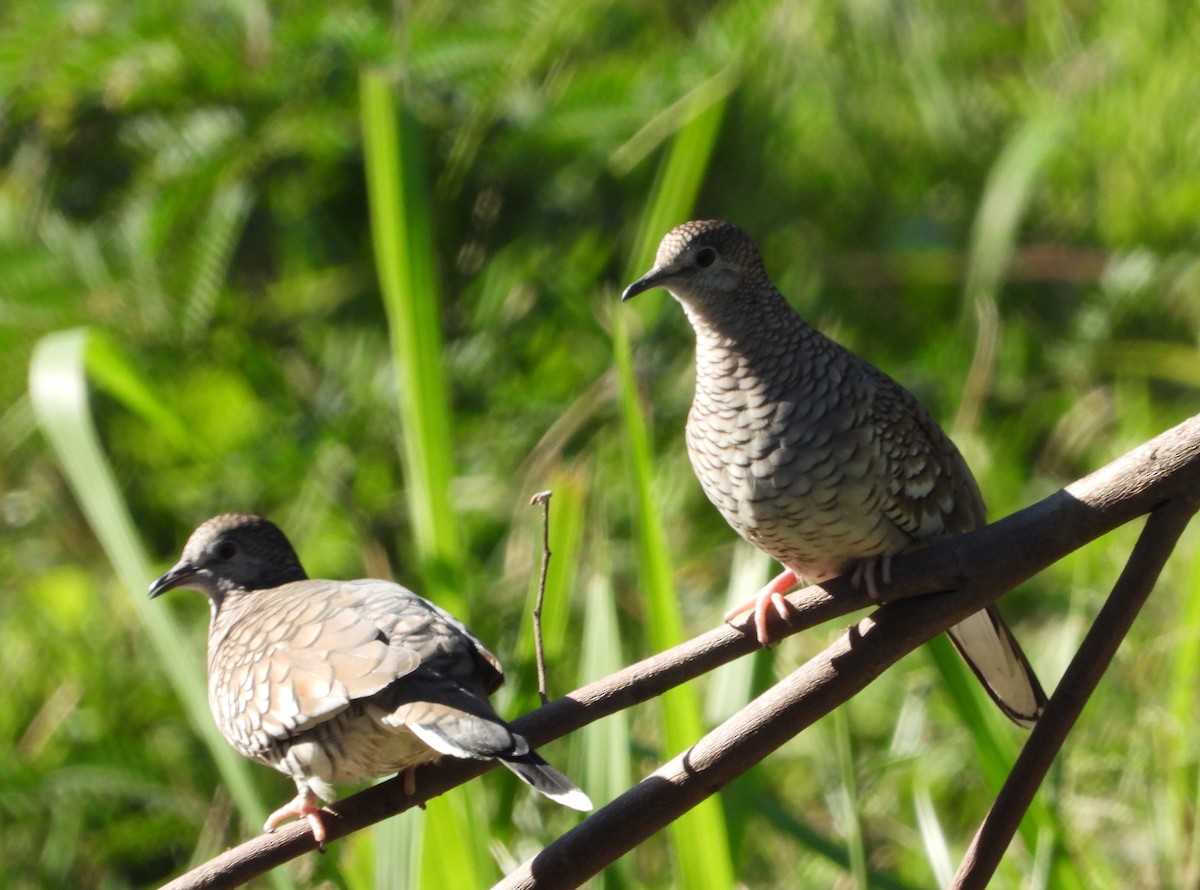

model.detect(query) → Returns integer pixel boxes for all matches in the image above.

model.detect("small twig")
[529,490,553,705]
[950,495,1200,889]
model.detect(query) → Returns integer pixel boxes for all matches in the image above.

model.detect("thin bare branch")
[159,414,1200,890]
[529,489,553,705]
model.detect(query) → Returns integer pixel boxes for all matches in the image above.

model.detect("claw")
[264,789,329,850]
[850,555,892,600]
[724,568,799,646]
[771,591,791,622]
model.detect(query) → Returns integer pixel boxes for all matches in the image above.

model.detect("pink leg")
[264,789,329,848]
[400,766,429,810]
[850,554,892,599]
[724,568,799,646]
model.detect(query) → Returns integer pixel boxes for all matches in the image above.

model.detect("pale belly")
[686,406,911,578]
[258,705,445,799]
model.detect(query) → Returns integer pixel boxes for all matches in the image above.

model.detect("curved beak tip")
[620,271,660,302]
[148,563,195,599]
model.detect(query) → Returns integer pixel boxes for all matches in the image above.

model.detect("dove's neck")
[206,585,260,647]
[681,287,823,386]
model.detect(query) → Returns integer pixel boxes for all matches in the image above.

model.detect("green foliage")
[3,0,1200,887]
[614,96,736,889]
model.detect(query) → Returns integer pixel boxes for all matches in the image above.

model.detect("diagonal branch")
[159,414,1200,890]
[951,495,1200,889]
[493,491,1200,890]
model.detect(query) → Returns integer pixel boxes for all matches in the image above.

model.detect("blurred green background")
[4,0,1200,887]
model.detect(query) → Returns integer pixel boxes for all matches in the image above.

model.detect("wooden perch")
[160,413,1200,890]
[951,496,1197,889]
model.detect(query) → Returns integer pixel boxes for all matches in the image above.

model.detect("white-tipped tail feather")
[946,607,1047,728]
[408,721,593,810]
[503,754,594,811]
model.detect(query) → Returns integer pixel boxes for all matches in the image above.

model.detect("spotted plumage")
[623,220,1045,727]
[149,513,590,845]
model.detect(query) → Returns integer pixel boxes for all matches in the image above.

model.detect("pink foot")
[399,766,428,810]
[850,555,892,600]
[264,789,329,849]
[724,568,799,646]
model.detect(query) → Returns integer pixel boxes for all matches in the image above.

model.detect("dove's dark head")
[149,513,307,603]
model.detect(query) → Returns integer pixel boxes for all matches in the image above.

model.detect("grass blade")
[83,330,203,457]
[360,67,485,888]
[613,90,734,889]
[705,544,772,725]
[913,777,953,888]
[28,327,291,888]
[956,112,1070,432]
[360,67,464,611]
[578,568,634,889]
[831,707,868,889]
[937,108,1086,888]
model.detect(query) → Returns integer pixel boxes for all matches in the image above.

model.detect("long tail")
[403,711,594,811]
[502,752,593,811]
[946,606,1047,728]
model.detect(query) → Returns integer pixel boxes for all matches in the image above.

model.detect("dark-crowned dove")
[149,512,591,845]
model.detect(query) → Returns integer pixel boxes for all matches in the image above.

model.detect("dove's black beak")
[148,562,198,599]
[621,266,671,301]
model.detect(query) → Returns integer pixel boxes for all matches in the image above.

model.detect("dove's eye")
[215,540,238,561]
[695,247,718,268]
